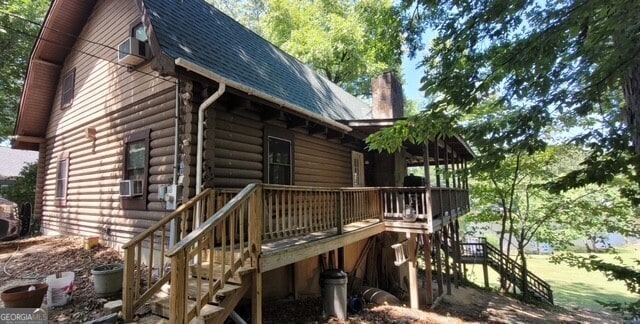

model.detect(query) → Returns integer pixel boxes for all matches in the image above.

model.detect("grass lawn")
[464,245,639,311]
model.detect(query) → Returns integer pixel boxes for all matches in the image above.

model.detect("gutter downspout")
[173,83,180,186]
[170,83,180,247]
[195,83,226,228]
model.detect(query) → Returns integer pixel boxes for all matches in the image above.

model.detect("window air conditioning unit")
[120,179,143,197]
[118,37,148,66]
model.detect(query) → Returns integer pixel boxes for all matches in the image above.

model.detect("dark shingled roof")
[142,0,371,121]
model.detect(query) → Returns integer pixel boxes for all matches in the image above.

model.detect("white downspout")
[195,83,226,228]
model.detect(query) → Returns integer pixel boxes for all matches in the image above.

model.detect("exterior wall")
[39,0,177,246]
[206,98,355,189]
[294,132,352,187]
[210,106,264,189]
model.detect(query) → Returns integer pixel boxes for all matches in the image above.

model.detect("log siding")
[207,100,356,189]
[38,0,177,246]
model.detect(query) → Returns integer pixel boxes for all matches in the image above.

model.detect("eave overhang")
[12,0,97,150]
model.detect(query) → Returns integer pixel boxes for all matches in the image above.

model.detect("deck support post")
[407,232,419,309]
[435,232,444,296]
[423,234,434,304]
[252,271,262,324]
[454,219,462,286]
[450,221,459,288]
[442,225,452,295]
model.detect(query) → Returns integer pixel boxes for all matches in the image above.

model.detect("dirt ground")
[0,236,623,323]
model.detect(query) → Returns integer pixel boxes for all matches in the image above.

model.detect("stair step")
[198,304,225,322]
[216,283,241,297]
[150,278,250,323]
[160,278,220,300]
[190,261,254,283]
[150,293,225,323]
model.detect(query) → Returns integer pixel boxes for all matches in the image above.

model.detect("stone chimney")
[372,72,404,119]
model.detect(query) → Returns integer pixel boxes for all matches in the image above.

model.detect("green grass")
[464,245,639,311]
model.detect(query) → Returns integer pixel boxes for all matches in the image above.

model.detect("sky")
[402,54,424,103]
[400,30,436,109]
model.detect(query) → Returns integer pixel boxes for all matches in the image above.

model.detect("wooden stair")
[149,259,254,323]
[458,241,553,304]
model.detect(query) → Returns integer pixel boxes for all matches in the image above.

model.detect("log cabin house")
[13,0,474,322]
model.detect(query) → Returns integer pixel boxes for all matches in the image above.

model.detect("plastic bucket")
[91,263,123,297]
[46,272,74,307]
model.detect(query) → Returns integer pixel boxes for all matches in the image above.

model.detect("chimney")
[372,72,404,119]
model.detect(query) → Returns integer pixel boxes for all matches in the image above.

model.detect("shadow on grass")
[547,280,636,310]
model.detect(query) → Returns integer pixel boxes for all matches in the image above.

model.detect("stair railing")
[122,188,232,321]
[483,243,553,304]
[164,183,262,323]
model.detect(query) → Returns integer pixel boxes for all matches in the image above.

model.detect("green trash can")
[320,269,348,320]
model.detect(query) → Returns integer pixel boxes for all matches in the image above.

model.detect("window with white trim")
[55,153,69,200]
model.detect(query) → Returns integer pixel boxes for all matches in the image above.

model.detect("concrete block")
[104,300,122,314]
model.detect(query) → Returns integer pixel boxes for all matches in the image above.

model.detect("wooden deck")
[122,184,470,322]
[261,219,384,272]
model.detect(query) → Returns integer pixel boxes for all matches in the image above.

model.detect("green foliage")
[467,145,638,298]
[3,162,37,206]
[404,98,421,116]
[366,105,457,153]
[396,0,640,195]
[0,0,49,139]
[261,0,403,97]
[550,252,640,318]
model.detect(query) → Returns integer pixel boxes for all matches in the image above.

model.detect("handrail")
[122,189,214,249]
[121,188,233,321]
[166,183,259,257]
[166,183,262,323]
[483,242,553,304]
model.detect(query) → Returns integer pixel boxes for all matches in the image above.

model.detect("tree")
[3,162,37,207]
[0,0,49,139]
[398,0,640,199]
[206,0,267,35]
[261,0,404,97]
[469,145,637,297]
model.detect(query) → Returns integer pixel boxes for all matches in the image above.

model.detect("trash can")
[320,269,348,320]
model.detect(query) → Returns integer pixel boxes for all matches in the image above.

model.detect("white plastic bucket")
[46,272,74,307]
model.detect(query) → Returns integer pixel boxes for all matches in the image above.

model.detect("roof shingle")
[142,0,371,121]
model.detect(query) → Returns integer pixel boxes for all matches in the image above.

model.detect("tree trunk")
[518,244,528,302]
[498,210,508,292]
[622,62,640,182]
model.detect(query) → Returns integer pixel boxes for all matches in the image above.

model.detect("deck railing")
[121,188,234,321]
[126,184,470,320]
[261,185,385,240]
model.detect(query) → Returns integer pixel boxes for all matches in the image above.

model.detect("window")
[122,129,150,210]
[351,151,365,187]
[61,69,75,108]
[55,152,69,204]
[268,137,292,185]
[264,127,294,185]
